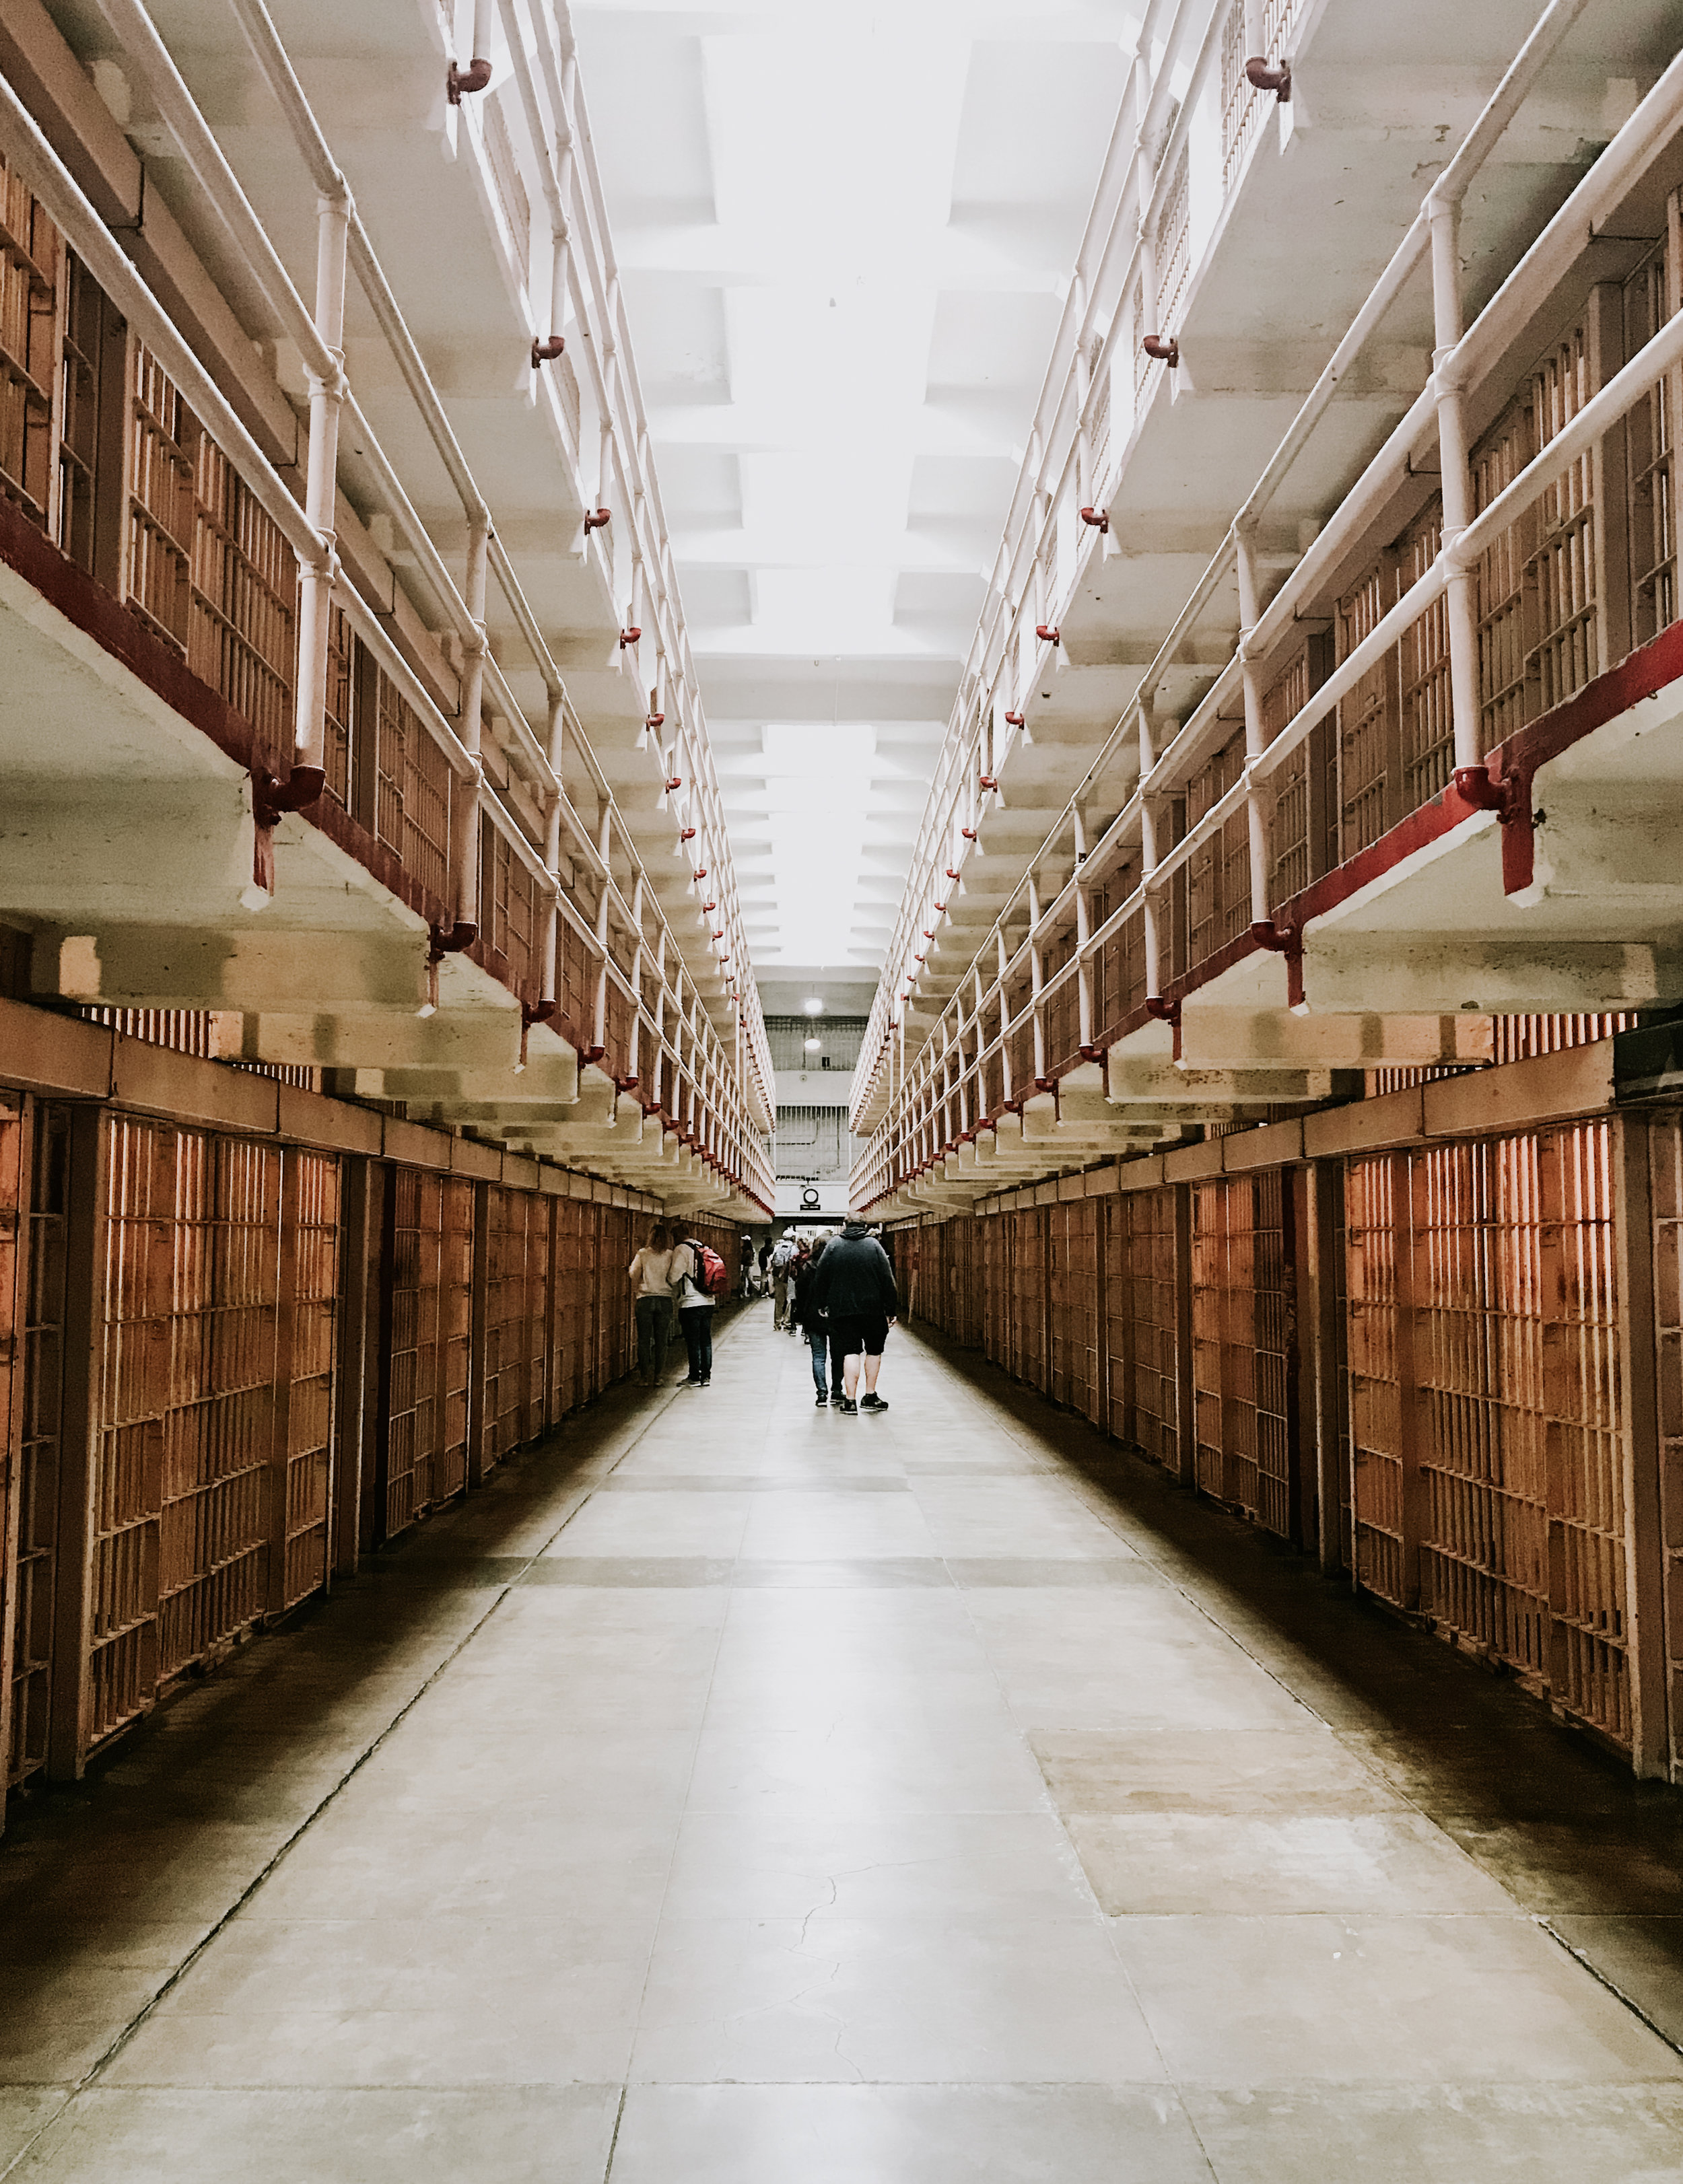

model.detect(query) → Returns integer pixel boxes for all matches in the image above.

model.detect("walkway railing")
[852,26,1683,1207]
[0,2,774,1206]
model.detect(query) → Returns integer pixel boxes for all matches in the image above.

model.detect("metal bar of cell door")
[1611,1115,1668,1778]
[331,1152,374,1581]
[265,1148,300,1623]
[1173,1181,1196,1491]
[46,1104,107,1782]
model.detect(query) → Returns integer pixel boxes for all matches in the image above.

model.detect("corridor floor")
[3,1310,1683,2181]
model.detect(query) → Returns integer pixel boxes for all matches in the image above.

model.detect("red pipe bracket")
[1244,57,1291,97]
[447,56,492,102]
[1141,334,1179,367]
[530,335,565,366]
[583,507,611,532]
[1079,506,1109,532]
[1035,624,1060,645]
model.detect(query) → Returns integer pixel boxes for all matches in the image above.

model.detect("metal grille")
[282,1152,337,1609]
[92,1117,283,1742]
[481,823,541,1001]
[481,96,532,273]
[127,346,195,654]
[1346,1127,1630,1745]
[1414,1125,1626,1738]
[56,252,118,577]
[1626,240,1678,646]
[1345,1153,1406,1603]
[1490,1013,1635,1065]
[1649,1108,1683,1774]
[1010,1211,1048,1391]
[0,153,57,527]
[1107,1187,1178,1465]
[1187,732,1245,968]
[1220,0,1297,190]
[376,674,452,903]
[382,1168,444,1540]
[774,1106,853,1181]
[549,1197,596,1417]
[322,600,354,812]
[1336,558,1395,855]
[982,1214,1009,1370]
[1266,650,1311,898]
[1192,1174,1291,1535]
[1154,143,1192,334]
[765,1017,868,1072]
[1087,332,1112,497]
[1398,501,1454,806]
[153,1128,279,1680]
[596,1207,633,1388]
[483,1187,546,1473]
[1048,1198,1100,1421]
[7,1102,68,1787]
[1474,403,1534,748]
[190,433,296,770]
[1530,325,1599,711]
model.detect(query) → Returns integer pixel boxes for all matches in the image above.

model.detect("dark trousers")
[679,1306,714,1382]
[635,1294,672,1386]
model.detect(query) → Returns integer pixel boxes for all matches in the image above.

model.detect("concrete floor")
[3,1310,1683,2180]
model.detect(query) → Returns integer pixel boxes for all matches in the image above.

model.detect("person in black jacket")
[790,1238,832,1407]
[808,1220,898,1414]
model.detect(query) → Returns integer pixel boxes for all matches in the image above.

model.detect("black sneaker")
[699,1378,710,1388]
[839,1397,859,1415]
[815,1391,827,1407]
[829,1392,845,1407]
[860,1393,888,1413]
[676,1376,699,1388]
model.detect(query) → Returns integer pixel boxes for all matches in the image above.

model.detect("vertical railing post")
[541,691,565,1010]
[1235,521,1274,934]
[1028,871,1046,1083]
[291,185,350,791]
[1429,199,1486,783]
[1139,705,1165,1007]
[1074,805,1093,1055]
[444,516,491,950]
[592,802,612,1061]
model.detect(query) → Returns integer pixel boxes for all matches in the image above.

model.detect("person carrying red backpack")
[672,1233,728,1388]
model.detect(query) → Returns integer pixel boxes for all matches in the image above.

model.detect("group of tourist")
[626,1218,900,1413]
[625,1222,724,1389]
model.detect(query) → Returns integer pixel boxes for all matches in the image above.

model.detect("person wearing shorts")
[809,1219,899,1414]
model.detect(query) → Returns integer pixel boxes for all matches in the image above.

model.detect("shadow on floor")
[907,1319,1683,2055]
[0,1358,681,2096]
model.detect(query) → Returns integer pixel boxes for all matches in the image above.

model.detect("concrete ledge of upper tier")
[0,993,673,1211]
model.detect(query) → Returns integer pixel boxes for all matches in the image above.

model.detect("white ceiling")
[570,0,1136,993]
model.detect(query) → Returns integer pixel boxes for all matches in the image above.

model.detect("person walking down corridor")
[770,1232,798,1330]
[791,1238,830,1406]
[810,1218,898,1415]
[672,1232,721,1389]
[627,1221,681,1390]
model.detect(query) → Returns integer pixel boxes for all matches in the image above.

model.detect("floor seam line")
[1537,1917,1683,2059]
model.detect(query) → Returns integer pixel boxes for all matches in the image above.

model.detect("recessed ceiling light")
[802,997,825,1016]
[804,1035,823,1051]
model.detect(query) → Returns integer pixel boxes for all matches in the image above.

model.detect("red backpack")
[691,1240,728,1298]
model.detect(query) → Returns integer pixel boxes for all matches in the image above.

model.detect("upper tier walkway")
[1,1313,1681,2180]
